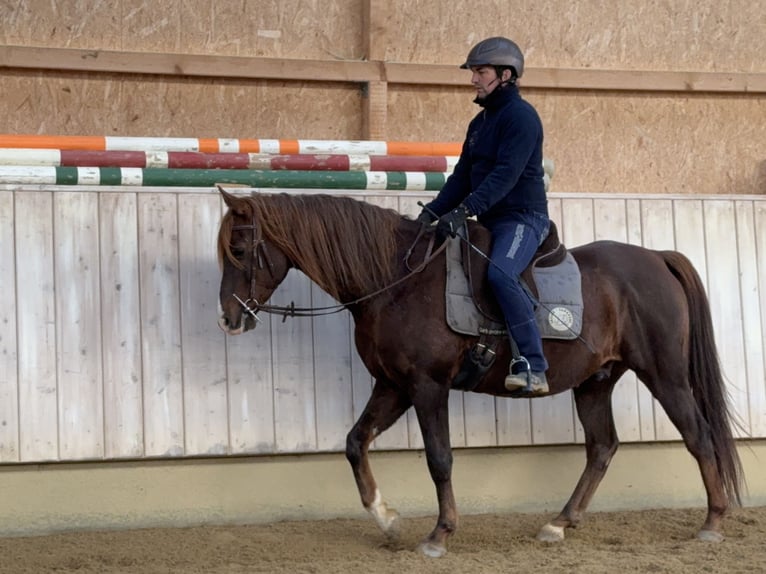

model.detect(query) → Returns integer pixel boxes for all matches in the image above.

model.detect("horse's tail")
[662,250,745,505]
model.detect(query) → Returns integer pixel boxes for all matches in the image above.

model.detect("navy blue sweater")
[427,85,547,224]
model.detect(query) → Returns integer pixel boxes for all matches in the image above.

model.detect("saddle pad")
[531,252,583,340]
[445,237,583,340]
[445,237,504,335]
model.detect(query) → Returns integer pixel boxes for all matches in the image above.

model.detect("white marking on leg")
[366,488,399,534]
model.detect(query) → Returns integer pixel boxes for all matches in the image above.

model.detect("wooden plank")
[362,80,388,141]
[138,193,184,457]
[385,63,766,93]
[0,45,379,82]
[225,319,277,454]
[1,45,765,94]
[639,199,679,440]
[495,397,532,446]
[218,196,277,455]
[559,197,595,444]
[735,201,765,438]
[593,198,641,443]
[15,191,58,461]
[361,0,390,139]
[361,0,389,62]
[703,200,750,437]
[673,199,708,288]
[625,199,655,441]
[99,193,143,458]
[271,270,317,452]
[312,287,355,452]
[530,198,575,445]
[753,201,766,437]
[0,191,19,461]
[463,392,497,447]
[178,194,229,455]
[53,192,104,459]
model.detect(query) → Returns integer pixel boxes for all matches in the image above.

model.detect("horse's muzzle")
[217,312,258,335]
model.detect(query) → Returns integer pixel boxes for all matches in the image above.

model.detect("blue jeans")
[485,210,550,372]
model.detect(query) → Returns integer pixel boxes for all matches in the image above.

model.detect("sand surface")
[1,506,764,573]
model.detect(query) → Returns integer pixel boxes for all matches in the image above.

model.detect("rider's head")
[461,37,524,100]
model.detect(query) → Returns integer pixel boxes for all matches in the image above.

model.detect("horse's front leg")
[346,378,412,539]
[411,381,456,558]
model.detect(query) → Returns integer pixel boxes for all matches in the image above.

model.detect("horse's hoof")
[383,512,402,541]
[697,529,724,543]
[417,541,447,558]
[536,523,566,543]
[367,492,401,537]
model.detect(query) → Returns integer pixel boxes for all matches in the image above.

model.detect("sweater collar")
[474,84,519,109]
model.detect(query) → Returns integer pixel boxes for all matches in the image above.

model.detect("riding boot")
[504,318,549,395]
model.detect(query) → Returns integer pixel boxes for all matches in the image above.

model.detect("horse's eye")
[231,247,246,258]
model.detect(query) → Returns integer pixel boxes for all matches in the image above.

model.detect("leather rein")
[230,217,445,322]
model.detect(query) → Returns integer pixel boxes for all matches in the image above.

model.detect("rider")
[417,36,550,395]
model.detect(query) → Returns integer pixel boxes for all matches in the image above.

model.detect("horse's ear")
[217,185,237,208]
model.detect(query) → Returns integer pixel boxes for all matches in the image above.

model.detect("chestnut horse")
[216,187,743,557]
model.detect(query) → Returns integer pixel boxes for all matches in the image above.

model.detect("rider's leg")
[485,212,549,393]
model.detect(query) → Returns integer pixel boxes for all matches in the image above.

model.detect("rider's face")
[470,66,504,99]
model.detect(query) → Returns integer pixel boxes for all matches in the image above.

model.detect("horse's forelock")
[217,203,247,271]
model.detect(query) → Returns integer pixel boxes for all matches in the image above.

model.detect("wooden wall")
[1,186,765,463]
[0,2,764,463]
[0,0,765,195]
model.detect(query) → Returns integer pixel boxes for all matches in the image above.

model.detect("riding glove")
[437,204,471,238]
[415,208,438,226]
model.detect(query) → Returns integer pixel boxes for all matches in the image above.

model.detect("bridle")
[227,214,446,322]
[230,215,275,324]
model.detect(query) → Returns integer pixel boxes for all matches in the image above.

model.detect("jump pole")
[0,135,462,156]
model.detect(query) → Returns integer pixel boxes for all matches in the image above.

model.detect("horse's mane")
[218,193,402,300]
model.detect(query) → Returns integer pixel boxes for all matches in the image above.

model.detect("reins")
[234,222,446,322]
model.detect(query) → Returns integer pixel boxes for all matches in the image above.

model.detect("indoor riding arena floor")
[1,506,764,573]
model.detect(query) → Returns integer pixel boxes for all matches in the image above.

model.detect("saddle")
[445,220,584,390]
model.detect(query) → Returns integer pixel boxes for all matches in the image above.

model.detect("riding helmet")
[460,36,524,79]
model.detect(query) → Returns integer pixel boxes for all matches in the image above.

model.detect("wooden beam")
[0,45,378,83]
[361,0,391,138]
[1,45,765,94]
[384,62,766,93]
[362,80,388,140]
[524,67,766,93]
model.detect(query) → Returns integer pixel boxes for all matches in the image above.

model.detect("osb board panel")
[388,85,766,196]
[0,71,363,139]
[3,1,763,73]
[0,0,363,59]
[378,0,765,72]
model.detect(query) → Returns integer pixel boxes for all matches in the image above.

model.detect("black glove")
[437,205,470,238]
[415,207,438,226]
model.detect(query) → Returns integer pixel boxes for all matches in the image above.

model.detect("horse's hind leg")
[538,371,621,542]
[346,378,411,539]
[643,376,730,541]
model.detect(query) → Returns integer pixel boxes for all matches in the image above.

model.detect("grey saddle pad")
[445,237,583,340]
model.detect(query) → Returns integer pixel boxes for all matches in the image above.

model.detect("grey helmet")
[460,36,524,79]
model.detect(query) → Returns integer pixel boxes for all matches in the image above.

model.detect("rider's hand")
[436,205,471,238]
[415,208,438,226]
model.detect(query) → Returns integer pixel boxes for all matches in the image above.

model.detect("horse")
[215,186,744,557]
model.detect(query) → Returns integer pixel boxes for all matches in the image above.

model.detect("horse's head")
[216,186,291,334]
